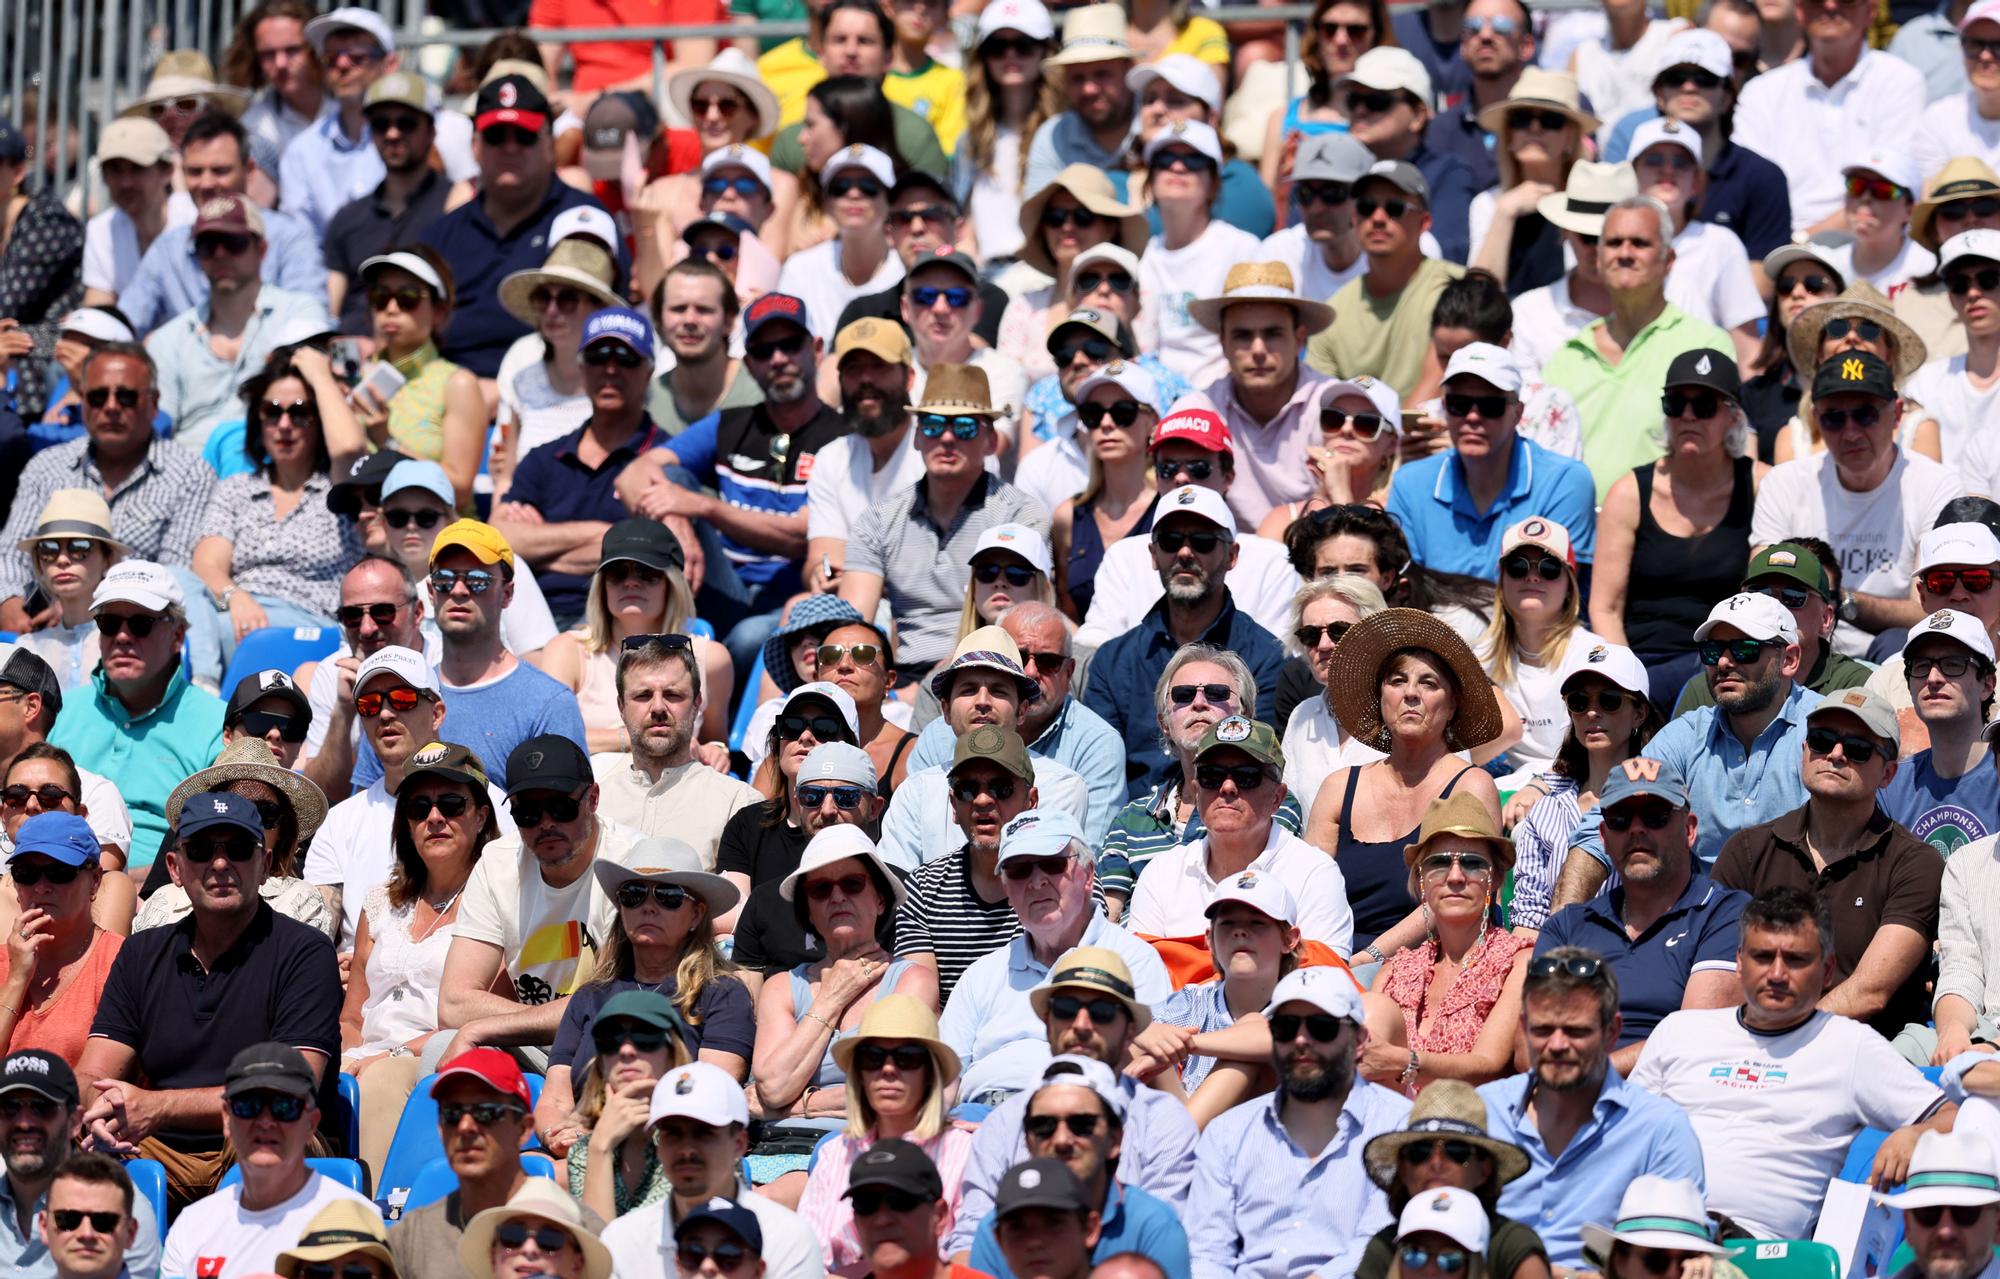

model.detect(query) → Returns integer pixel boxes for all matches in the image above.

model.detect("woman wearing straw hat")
[1774,283,1942,464]
[994,166,1150,381]
[1468,70,1598,297]
[633,51,800,265]
[491,234,625,496]
[15,490,124,689]
[1578,1177,1740,1279]
[460,1178,614,1279]
[1304,608,1509,972]
[275,1198,404,1279]
[119,50,252,142]
[1355,1082,1545,1279]
[794,994,972,1274]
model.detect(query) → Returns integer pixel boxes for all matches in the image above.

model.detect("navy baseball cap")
[1597,758,1689,811]
[743,292,812,343]
[10,812,98,868]
[676,1196,764,1252]
[579,306,655,359]
[176,791,266,843]
[0,121,23,163]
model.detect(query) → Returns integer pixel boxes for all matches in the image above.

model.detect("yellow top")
[885,59,967,155]
[760,38,827,132]
[386,341,460,465]
[1169,16,1231,67]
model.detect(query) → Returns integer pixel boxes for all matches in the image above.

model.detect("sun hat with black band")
[591,835,741,917]
[1788,283,1927,382]
[275,1200,400,1279]
[1017,165,1150,279]
[1581,1176,1739,1262]
[1364,1078,1530,1189]
[1326,608,1506,752]
[829,992,962,1083]
[1913,157,2000,251]
[165,736,329,843]
[18,489,124,559]
[1027,945,1152,1031]
[1537,160,1639,237]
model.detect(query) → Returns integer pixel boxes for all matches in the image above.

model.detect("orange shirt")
[0,929,124,1065]
[527,0,726,92]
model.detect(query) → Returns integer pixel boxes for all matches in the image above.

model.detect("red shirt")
[527,0,726,91]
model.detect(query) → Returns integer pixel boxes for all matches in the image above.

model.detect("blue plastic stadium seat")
[337,1073,361,1159]
[688,618,715,640]
[126,1159,167,1234]
[220,625,341,695]
[403,1150,557,1213]
[377,1070,547,1216]
[222,1156,367,1197]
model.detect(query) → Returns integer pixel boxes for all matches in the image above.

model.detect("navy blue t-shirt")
[1880,748,2000,856]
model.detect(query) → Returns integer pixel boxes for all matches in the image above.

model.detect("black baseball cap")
[226,668,312,726]
[328,448,410,517]
[1811,350,1897,402]
[1939,497,2000,538]
[0,644,62,716]
[474,73,552,133]
[506,734,593,797]
[994,1157,1091,1219]
[223,1042,318,1099]
[889,170,959,209]
[0,1050,78,1106]
[845,1137,944,1201]
[600,517,685,574]
[1664,347,1741,401]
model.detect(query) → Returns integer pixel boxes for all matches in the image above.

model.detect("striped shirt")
[0,434,217,600]
[1151,979,1233,1093]
[892,851,1109,1005]
[1099,779,1304,902]
[1509,775,1583,933]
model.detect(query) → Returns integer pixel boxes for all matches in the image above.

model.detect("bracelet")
[804,1011,836,1033]
[1363,944,1386,965]
[1400,1049,1420,1086]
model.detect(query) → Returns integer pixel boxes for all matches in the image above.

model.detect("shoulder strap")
[1339,767,1363,825]
[1439,766,1478,798]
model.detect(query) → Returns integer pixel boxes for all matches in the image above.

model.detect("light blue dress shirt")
[2,1169,162,1279]
[116,208,328,336]
[1187,1083,1411,1279]
[1479,1068,1708,1269]
[278,112,387,238]
[939,910,1173,1100]
[906,695,1124,848]
[144,286,334,452]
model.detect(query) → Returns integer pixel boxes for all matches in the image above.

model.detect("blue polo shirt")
[1535,872,1747,1047]
[1479,1068,1707,1270]
[971,1179,1191,1279]
[1423,101,1499,194]
[419,180,625,377]
[1079,590,1288,801]
[505,415,671,618]
[49,667,225,868]
[1386,435,1599,578]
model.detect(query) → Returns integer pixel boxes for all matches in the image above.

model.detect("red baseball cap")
[433,1047,531,1108]
[1150,407,1231,453]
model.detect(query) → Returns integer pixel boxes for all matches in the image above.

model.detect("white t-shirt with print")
[1751,448,1963,603]
[161,1172,373,1279]
[1138,220,1264,384]
[453,818,631,1003]
[1490,628,1606,790]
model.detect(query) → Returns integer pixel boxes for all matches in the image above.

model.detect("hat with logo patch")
[1141,119,1226,168]
[1264,965,1365,1023]
[1664,347,1741,400]
[1399,1187,1493,1255]
[1442,342,1522,395]
[1153,483,1236,535]
[778,680,861,739]
[364,70,431,116]
[972,523,1055,578]
[1556,640,1650,699]
[648,1062,749,1130]
[1047,305,1137,361]
[1500,516,1575,569]
[1811,350,1897,402]
[1292,131,1375,185]
[223,1041,318,1100]
[505,733,592,798]
[327,447,410,517]
[845,1137,945,1200]
[1150,406,1232,453]
[1807,687,1900,750]
[176,790,266,843]
[0,1049,78,1106]
[227,668,311,726]
[906,244,980,290]
[998,808,1089,866]
[995,1158,1092,1218]
[1318,375,1402,432]
[1941,228,2000,273]
[676,1197,764,1252]
[1904,607,1998,666]
[1074,358,1160,408]
[743,292,813,344]
[401,741,493,794]
[949,724,1035,783]
[1596,757,1689,811]
[822,143,895,189]
[474,73,551,133]
[1743,543,1832,597]
[1693,591,1799,644]
[1920,521,2000,572]
[194,193,264,240]
[1358,158,1431,207]
[579,306,655,360]
[1193,715,1284,770]
[796,741,878,790]
[1630,116,1703,167]
[10,813,99,869]
[1205,866,1300,927]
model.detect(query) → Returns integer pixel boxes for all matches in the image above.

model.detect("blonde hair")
[574,1029,693,1126]
[963,39,1063,190]
[588,907,738,1026]
[954,550,1056,646]
[583,562,697,654]
[1478,560,1583,686]
[844,1043,950,1141]
[1290,573,1387,646]
[1075,404,1159,508]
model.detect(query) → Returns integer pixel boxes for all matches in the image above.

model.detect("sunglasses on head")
[438,1100,526,1126]
[358,686,424,718]
[1294,181,1351,209]
[798,783,866,811]
[480,124,539,148]
[1565,689,1630,713]
[1444,392,1508,419]
[745,333,807,362]
[1602,802,1678,832]
[401,792,472,824]
[1047,992,1125,1023]
[1295,621,1351,648]
[1269,1011,1344,1041]
[1354,195,1413,220]
[974,562,1039,587]
[1528,953,1604,979]
[84,386,142,409]
[494,1220,576,1253]
[1025,1111,1104,1140]
[1698,637,1777,665]
[1195,762,1270,791]
[1824,317,1883,342]
[1507,108,1571,132]
[677,1242,753,1271]
[1170,682,1235,707]
[510,793,582,827]
[51,1209,126,1235]
[1074,270,1135,296]
[583,343,646,368]
[1781,272,1837,296]
[1911,1204,1990,1228]
[827,175,886,200]
[1662,391,1723,419]
[855,1041,932,1071]
[10,861,81,886]
[1400,1138,1479,1165]
[228,1092,307,1122]
[593,1020,675,1054]
[985,32,1043,55]
[238,709,307,743]
[1806,724,1882,764]
[1002,853,1075,882]
[1846,175,1909,202]
[949,775,1016,803]
[1948,268,2000,295]
[851,1186,931,1216]
[1502,553,1565,581]
[778,712,848,742]
[94,612,160,639]
[1154,527,1224,555]
[1321,408,1389,438]
[3,782,73,810]
[1054,335,1113,366]
[1153,457,1214,482]
[1925,566,1997,594]
[917,414,984,440]
[1816,404,1882,432]
[430,567,497,596]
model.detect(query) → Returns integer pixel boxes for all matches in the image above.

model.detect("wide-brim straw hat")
[1787,281,1927,382]
[458,1179,613,1279]
[1363,1079,1530,1189]
[498,238,624,327]
[166,737,329,843]
[1018,165,1150,280]
[1188,261,1334,335]
[913,362,1000,416]
[829,992,963,1085]
[1912,157,2000,252]
[120,51,249,118]
[18,489,125,556]
[1326,608,1505,753]
[1475,67,1600,138]
[666,48,780,140]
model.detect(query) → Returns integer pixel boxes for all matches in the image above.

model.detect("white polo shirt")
[1509,275,1601,378]
[1733,49,1931,230]
[1074,531,1303,649]
[1124,822,1355,957]
[1914,91,2000,187]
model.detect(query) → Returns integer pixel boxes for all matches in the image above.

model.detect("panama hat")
[1402,792,1517,878]
[274,1200,399,1278]
[120,50,249,119]
[1364,1080,1530,1189]
[913,363,1000,417]
[498,238,624,327]
[1325,608,1505,752]
[166,737,328,843]
[1878,1131,2000,1210]
[1787,281,1927,382]
[666,48,781,139]
[1581,1176,1739,1262]
[18,490,125,556]
[1475,68,1599,138]
[1017,165,1150,279]
[829,993,963,1085]
[1913,157,2000,251]
[592,836,740,917]
[458,1179,612,1279]
[1188,261,1334,335]
[1537,161,1638,237]
[1027,946,1152,1031]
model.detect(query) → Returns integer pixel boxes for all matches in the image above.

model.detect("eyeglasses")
[2,783,74,810]
[917,414,985,440]
[826,175,886,200]
[1194,762,1271,791]
[593,1021,675,1054]
[1321,408,1389,438]
[94,612,161,639]
[1078,399,1144,430]
[338,602,403,627]
[1924,567,1997,594]
[1565,689,1630,713]
[974,562,1040,588]
[50,1210,124,1234]
[1806,725,1882,764]
[1502,553,1565,582]
[183,834,261,862]
[1046,993,1125,1023]
[1846,175,1909,202]
[430,568,497,595]
[691,94,745,118]
[1527,954,1604,979]
[357,687,424,717]
[480,124,539,148]
[1507,108,1572,132]
[910,285,975,310]
[83,387,142,409]
[1948,268,2000,295]
[1602,802,1679,832]
[1939,196,2000,220]
[1295,621,1351,648]
[778,712,848,741]
[1781,272,1837,296]
[1169,682,1235,707]
[677,1242,754,1271]
[195,233,255,257]
[1074,270,1136,295]
[1661,391,1723,419]
[383,508,444,531]
[1911,1204,1991,1228]
[816,642,882,668]
[1001,853,1075,881]
[1354,195,1414,220]
[10,862,81,886]
[510,793,583,827]
[855,1042,932,1071]
[1400,1139,1479,1165]
[1399,1247,1471,1274]
[1444,392,1508,418]
[228,1093,307,1122]
[494,1221,577,1253]
[1318,19,1372,38]
[1154,457,1214,482]
[1657,65,1723,89]
[888,204,957,228]
[438,1100,527,1126]
[984,32,1043,56]
[0,1095,59,1120]
[1908,653,1986,678]
[615,881,693,911]
[745,333,807,362]
[805,873,871,901]
[1269,1012,1344,1041]
[1294,181,1352,209]
[583,343,646,368]
[798,784,866,811]
[1054,336,1113,366]
[1697,637,1777,665]
[1419,850,1494,880]
[1025,1112,1104,1140]
[368,286,428,313]
[851,1186,932,1216]
[400,792,472,822]
[1149,149,1217,175]
[1346,89,1402,115]
[949,775,1016,802]
[1824,317,1883,342]
[1154,528,1224,555]
[239,709,307,743]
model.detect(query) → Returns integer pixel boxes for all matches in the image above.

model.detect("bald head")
[1001,601,1074,738]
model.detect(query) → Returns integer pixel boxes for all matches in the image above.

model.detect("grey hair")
[1608,193,1678,242]
[1152,643,1258,748]
[1289,573,1388,648]
[1648,402,1753,459]
[999,600,1073,659]
[82,341,158,390]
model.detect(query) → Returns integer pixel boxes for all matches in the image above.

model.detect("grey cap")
[1359,159,1430,207]
[1808,688,1900,752]
[1293,133,1375,185]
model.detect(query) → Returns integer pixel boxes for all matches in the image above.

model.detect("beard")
[631,718,695,765]
[1714,668,1783,716]
[845,382,910,438]
[1164,570,1213,604]
[1278,1044,1353,1102]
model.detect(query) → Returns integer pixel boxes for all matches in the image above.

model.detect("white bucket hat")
[1581,1176,1736,1261]
[1878,1130,2000,1210]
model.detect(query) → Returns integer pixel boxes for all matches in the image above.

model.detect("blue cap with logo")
[579,306,655,359]
[676,1196,764,1252]
[1597,757,1688,811]
[175,791,266,843]
[10,812,99,868]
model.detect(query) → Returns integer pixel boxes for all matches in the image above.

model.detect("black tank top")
[1337,765,1474,948]
[1623,456,1756,655]
[1066,493,1158,619]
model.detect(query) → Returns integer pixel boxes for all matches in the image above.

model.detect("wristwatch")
[1838,590,1860,624]
[211,585,238,610]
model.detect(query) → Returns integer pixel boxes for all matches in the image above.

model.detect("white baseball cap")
[1152,483,1237,535]
[1654,27,1734,80]
[1397,1187,1492,1254]
[1920,521,2000,571]
[1693,591,1800,644]
[978,0,1055,43]
[1072,242,1142,282]
[647,1062,749,1130]
[59,307,136,344]
[700,143,774,193]
[1339,46,1434,109]
[796,741,878,789]
[354,645,438,697]
[1265,966,1365,1023]
[777,823,904,909]
[1962,0,2000,30]
[91,560,182,614]
[305,6,394,55]
[821,144,896,189]
[1630,116,1704,168]
[1074,359,1161,411]
[1206,868,1300,927]
[1844,148,1921,197]
[1127,53,1222,116]
[1905,608,1998,665]
[1942,229,2000,272]
[1318,375,1402,431]
[779,681,860,738]
[359,251,446,298]
[1557,640,1651,698]
[973,523,1056,578]
[1441,342,1523,395]
[549,204,622,254]
[1032,1055,1129,1122]
[1141,119,1225,167]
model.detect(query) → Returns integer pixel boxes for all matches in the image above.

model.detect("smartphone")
[1402,410,1430,433]
[328,337,366,390]
[354,360,407,407]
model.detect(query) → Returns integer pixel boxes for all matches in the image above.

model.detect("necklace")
[411,887,463,942]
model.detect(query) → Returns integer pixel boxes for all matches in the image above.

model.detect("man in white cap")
[1259,133,1373,303]
[1625,118,1765,357]
[1186,967,1409,1279]
[1026,5,1140,196]
[80,119,178,304]
[1878,1131,2000,1279]
[1334,48,1475,261]
[1387,344,1597,579]
[1869,522,2000,735]
[1879,608,2000,856]
[1714,689,1942,1039]
[1909,231,2000,476]
[279,7,400,237]
[1632,885,1952,1240]
[1552,591,1820,908]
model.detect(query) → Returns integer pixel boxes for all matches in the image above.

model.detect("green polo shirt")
[1541,302,1732,501]
[1305,257,1463,400]
[50,667,225,868]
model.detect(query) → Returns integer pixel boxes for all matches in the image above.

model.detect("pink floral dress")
[1380,926,1532,1095]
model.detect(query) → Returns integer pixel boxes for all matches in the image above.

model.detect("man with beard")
[1876,1133,2000,1279]
[1632,887,1951,1241]
[1025,6,1139,194]
[1186,967,1408,1279]
[1420,0,1535,193]
[1538,760,1748,1074]
[591,632,761,866]
[805,319,921,594]
[1083,483,1287,801]
[0,1051,160,1279]
[322,72,453,335]
[647,259,763,435]
[1552,591,1820,908]
[1478,947,1705,1272]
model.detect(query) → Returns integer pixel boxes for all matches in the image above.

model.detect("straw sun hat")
[829,993,963,1085]
[120,50,249,119]
[498,238,624,328]
[1363,1079,1530,1189]
[1326,608,1506,752]
[1017,164,1150,280]
[1188,261,1335,335]
[1786,281,1927,382]
[17,490,125,557]
[166,737,329,842]
[458,1179,613,1279]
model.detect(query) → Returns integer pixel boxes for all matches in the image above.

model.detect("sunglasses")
[1781,272,1837,296]
[384,508,444,531]
[338,602,402,627]
[1507,108,1571,132]
[1502,553,1565,581]
[358,686,424,718]
[1078,399,1145,430]
[855,1042,932,1071]
[1912,1204,1991,1228]
[1445,392,1508,418]
[1661,391,1723,419]
[369,286,428,313]
[1846,175,1909,202]
[1948,268,2000,295]
[1346,89,1402,114]
[985,32,1043,55]
[1657,65,1723,89]
[430,567,497,595]
[1614,1247,1684,1276]
[917,414,985,440]
[1354,195,1414,220]
[1154,528,1224,555]
[1321,408,1389,438]
[805,873,872,901]
[1419,850,1493,878]
[1001,853,1075,882]
[851,1186,931,1216]
[949,775,1016,802]
[1602,802,1678,832]
[1169,682,1235,707]
[1806,725,1881,764]
[51,1210,126,1234]
[1528,953,1604,979]
[480,124,539,148]
[147,96,208,117]
[1924,567,1997,594]
[370,111,427,136]
[1021,649,1068,674]
[815,642,882,668]
[1401,1139,1479,1166]
[0,1095,59,1119]
[910,285,975,310]
[1697,637,1777,665]
[1462,14,1519,34]
[228,1093,307,1122]
[1754,584,1814,609]
[691,94,745,117]
[1824,317,1883,341]
[798,784,866,811]
[1908,653,1987,678]
[1318,19,1372,38]
[301,1267,378,1279]
[583,343,647,368]
[400,792,472,822]
[615,881,693,912]
[94,612,161,638]
[238,709,307,743]
[1194,762,1270,791]
[262,399,315,424]
[1939,196,2000,220]
[1400,1247,1470,1274]
[745,333,807,362]
[778,712,848,742]
[510,793,583,827]
[593,1021,675,1054]
[1054,336,1114,366]
[1074,270,1135,295]
[1269,1012,1344,1041]
[83,386,142,409]
[1025,1112,1104,1140]
[494,1221,576,1253]
[1816,405,1883,433]
[1565,689,1631,713]
[438,1100,527,1126]
[182,834,260,862]
[677,1242,753,1271]
[888,204,956,228]
[1046,993,1125,1022]
[1294,181,1351,209]
[195,233,255,257]
[974,562,1039,588]
[827,175,887,199]
[1295,621,1351,648]
[2,782,74,811]
[1154,457,1215,482]
[11,862,81,886]
[1149,150,1217,174]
